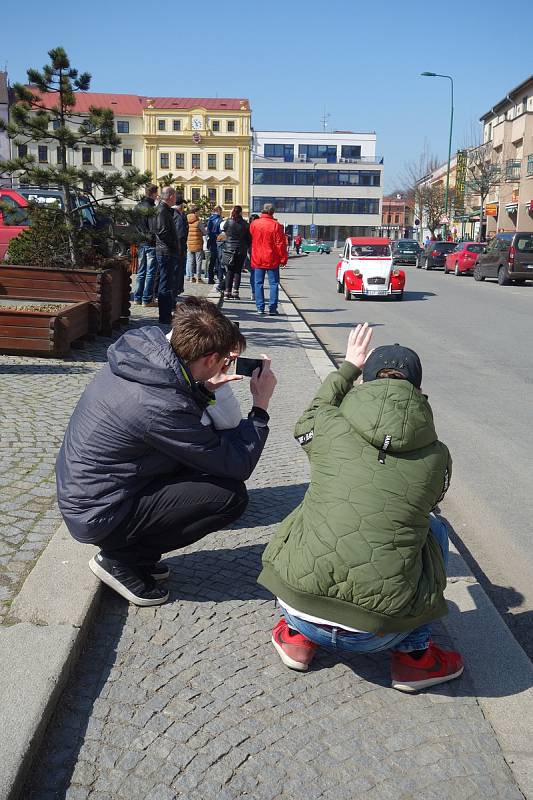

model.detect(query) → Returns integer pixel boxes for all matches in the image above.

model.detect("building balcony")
[505,159,521,181]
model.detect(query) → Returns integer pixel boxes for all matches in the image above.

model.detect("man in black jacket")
[133,185,158,306]
[56,296,277,606]
[155,187,180,323]
[172,197,189,302]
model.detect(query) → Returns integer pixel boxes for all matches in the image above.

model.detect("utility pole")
[320,110,331,133]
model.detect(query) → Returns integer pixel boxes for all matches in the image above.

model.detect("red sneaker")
[391,640,464,692]
[271,619,317,671]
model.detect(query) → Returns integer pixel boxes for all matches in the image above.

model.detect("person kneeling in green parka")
[258,323,464,693]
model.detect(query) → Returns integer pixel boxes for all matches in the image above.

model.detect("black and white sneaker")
[89,553,169,606]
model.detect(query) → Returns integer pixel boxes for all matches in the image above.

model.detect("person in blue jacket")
[56,296,277,606]
[206,205,224,284]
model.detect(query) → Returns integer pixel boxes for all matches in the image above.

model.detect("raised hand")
[345,323,373,370]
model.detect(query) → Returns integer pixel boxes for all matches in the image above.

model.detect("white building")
[251,130,384,244]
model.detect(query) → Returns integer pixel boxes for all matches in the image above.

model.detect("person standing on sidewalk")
[155,187,180,324]
[207,205,224,284]
[294,232,302,255]
[172,197,188,301]
[133,185,158,307]
[250,203,288,316]
[56,296,277,607]
[223,205,250,300]
[259,325,464,693]
[186,206,206,283]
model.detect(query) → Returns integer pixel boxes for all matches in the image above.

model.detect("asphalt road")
[282,252,533,659]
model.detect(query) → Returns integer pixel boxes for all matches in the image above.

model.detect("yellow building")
[141,97,252,215]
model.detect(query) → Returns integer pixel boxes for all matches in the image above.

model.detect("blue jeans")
[283,514,449,654]
[134,245,157,303]
[156,252,177,323]
[254,268,280,312]
[208,238,219,282]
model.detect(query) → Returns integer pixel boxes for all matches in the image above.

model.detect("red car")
[0,188,29,260]
[444,242,485,276]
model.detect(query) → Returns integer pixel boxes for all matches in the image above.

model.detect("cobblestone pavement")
[0,284,210,624]
[23,293,523,799]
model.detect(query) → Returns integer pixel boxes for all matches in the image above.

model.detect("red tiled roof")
[26,89,144,115]
[24,89,249,115]
[140,97,249,111]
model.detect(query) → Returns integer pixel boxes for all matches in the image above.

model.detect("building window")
[191,153,201,169]
[17,144,28,158]
[527,154,533,177]
[341,145,362,160]
[208,187,217,203]
[175,153,184,169]
[51,119,61,130]
[224,188,234,204]
[160,152,169,169]
[224,154,234,170]
[158,119,166,131]
[117,121,129,133]
[208,154,217,169]
[252,168,380,187]
[264,143,294,161]
[251,196,379,215]
[191,188,201,202]
[123,148,133,166]
[38,145,48,163]
[505,159,521,181]
[56,147,62,164]
[82,147,92,165]
[394,214,400,224]
[173,120,181,131]
[227,120,235,133]
[102,148,112,165]
[298,144,337,163]
[212,120,220,132]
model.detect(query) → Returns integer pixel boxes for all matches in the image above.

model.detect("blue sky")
[3,0,532,191]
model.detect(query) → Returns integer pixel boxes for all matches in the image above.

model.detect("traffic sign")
[310,224,316,235]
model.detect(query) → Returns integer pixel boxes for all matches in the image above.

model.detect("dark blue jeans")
[134,245,157,303]
[254,268,280,312]
[156,252,177,323]
[208,238,219,282]
[283,514,449,654]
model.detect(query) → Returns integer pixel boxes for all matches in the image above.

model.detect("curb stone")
[279,280,533,799]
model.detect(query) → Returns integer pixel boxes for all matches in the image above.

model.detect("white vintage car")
[336,237,405,300]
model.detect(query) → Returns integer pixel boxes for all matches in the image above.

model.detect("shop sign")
[454,150,467,215]
[485,203,498,217]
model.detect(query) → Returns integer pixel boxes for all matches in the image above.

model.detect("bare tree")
[399,144,441,241]
[465,143,501,241]
[422,183,449,236]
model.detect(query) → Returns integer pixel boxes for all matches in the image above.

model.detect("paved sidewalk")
[21,292,525,800]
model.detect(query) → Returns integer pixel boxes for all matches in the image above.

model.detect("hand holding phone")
[250,354,277,411]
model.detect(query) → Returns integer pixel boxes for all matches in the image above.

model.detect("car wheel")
[336,279,343,294]
[344,282,352,301]
[473,265,485,282]
[424,258,431,270]
[514,279,526,285]
[497,266,511,286]
[454,264,461,276]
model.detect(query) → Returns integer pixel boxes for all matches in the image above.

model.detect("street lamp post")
[311,162,317,237]
[421,71,454,238]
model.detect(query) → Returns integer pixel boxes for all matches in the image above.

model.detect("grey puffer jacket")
[56,326,269,543]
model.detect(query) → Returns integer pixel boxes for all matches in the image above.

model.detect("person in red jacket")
[250,203,288,316]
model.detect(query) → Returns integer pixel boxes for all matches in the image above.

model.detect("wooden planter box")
[0,300,92,357]
[0,261,131,336]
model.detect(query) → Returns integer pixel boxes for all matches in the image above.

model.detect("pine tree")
[0,47,151,266]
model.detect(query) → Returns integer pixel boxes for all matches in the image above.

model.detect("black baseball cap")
[362,344,422,389]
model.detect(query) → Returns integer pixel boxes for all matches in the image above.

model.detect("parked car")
[444,242,485,276]
[416,241,457,270]
[336,237,405,300]
[474,231,533,285]
[391,239,421,266]
[0,188,30,260]
[301,238,331,254]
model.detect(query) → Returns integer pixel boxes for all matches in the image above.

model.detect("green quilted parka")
[258,362,452,634]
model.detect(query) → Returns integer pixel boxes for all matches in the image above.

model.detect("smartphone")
[235,357,263,378]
